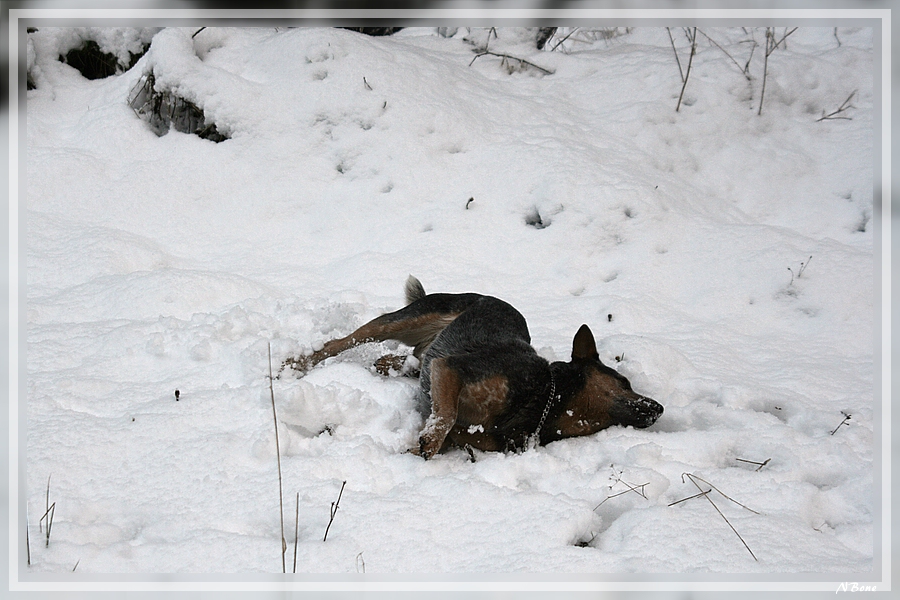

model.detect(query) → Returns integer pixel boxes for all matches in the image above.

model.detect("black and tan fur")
[286,276,663,458]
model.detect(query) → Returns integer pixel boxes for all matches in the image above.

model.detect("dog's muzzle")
[614,395,664,428]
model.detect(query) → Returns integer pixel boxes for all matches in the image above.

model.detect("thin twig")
[39,502,56,548]
[667,489,711,507]
[594,467,649,509]
[323,480,347,542]
[687,474,759,514]
[469,51,554,75]
[742,37,758,75]
[25,510,31,566]
[268,342,286,573]
[697,29,752,81]
[830,412,852,435]
[293,492,300,573]
[817,90,857,121]
[758,28,772,116]
[666,27,684,83]
[44,474,50,533]
[770,27,798,53]
[758,27,798,116]
[787,255,812,285]
[550,27,579,52]
[797,255,812,277]
[676,27,697,112]
[735,457,771,472]
[682,473,758,561]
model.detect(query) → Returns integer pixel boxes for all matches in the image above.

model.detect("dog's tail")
[405,275,426,304]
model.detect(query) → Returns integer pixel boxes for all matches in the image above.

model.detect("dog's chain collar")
[531,365,558,444]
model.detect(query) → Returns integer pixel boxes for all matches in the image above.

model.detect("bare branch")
[676,27,698,112]
[817,90,857,122]
[268,343,286,573]
[697,29,752,81]
[682,473,758,561]
[666,27,685,83]
[469,51,554,75]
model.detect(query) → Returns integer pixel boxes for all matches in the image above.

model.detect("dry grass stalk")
[669,27,698,112]
[817,90,857,121]
[323,480,347,542]
[595,466,649,509]
[671,473,759,561]
[39,475,56,548]
[758,27,798,115]
[26,511,31,566]
[468,51,554,75]
[293,491,300,573]
[736,457,771,472]
[268,342,287,573]
[830,412,852,435]
[697,29,752,81]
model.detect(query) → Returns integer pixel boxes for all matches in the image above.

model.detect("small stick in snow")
[39,502,56,548]
[667,489,711,507]
[323,480,346,542]
[595,466,648,509]
[696,29,752,81]
[268,343,287,573]
[797,255,812,278]
[550,28,579,52]
[830,412,852,435]
[759,27,798,116]
[293,492,300,573]
[736,457,771,472]
[817,90,857,122]
[356,552,366,573]
[40,474,56,548]
[666,28,685,83]
[465,197,474,209]
[787,255,812,285]
[675,27,698,112]
[468,51,554,76]
[363,77,372,91]
[72,559,80,572]
[678,473,759,561]
[26,511,31,566]
[43,474,50,533]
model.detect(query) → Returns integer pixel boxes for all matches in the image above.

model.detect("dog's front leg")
[413,357,460,459]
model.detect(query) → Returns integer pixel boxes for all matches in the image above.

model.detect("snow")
[20,25,877,581]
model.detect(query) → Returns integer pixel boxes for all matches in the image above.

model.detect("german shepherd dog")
[285,277,663,458]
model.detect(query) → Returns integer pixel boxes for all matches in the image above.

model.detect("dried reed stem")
[268,342,286,573]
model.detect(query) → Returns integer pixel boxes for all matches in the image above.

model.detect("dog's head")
[552,324,663,438]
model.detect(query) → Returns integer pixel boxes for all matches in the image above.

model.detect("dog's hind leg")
[411,357,460,459]
[284,306,464,374]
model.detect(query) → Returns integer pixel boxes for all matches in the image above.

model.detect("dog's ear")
[572,324,599,361]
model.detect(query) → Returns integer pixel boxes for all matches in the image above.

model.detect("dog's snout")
[615,395,663,428]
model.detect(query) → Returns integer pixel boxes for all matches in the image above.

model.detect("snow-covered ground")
[21,25,876,578]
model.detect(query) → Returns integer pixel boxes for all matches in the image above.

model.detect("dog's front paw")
[412,434,442,460]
